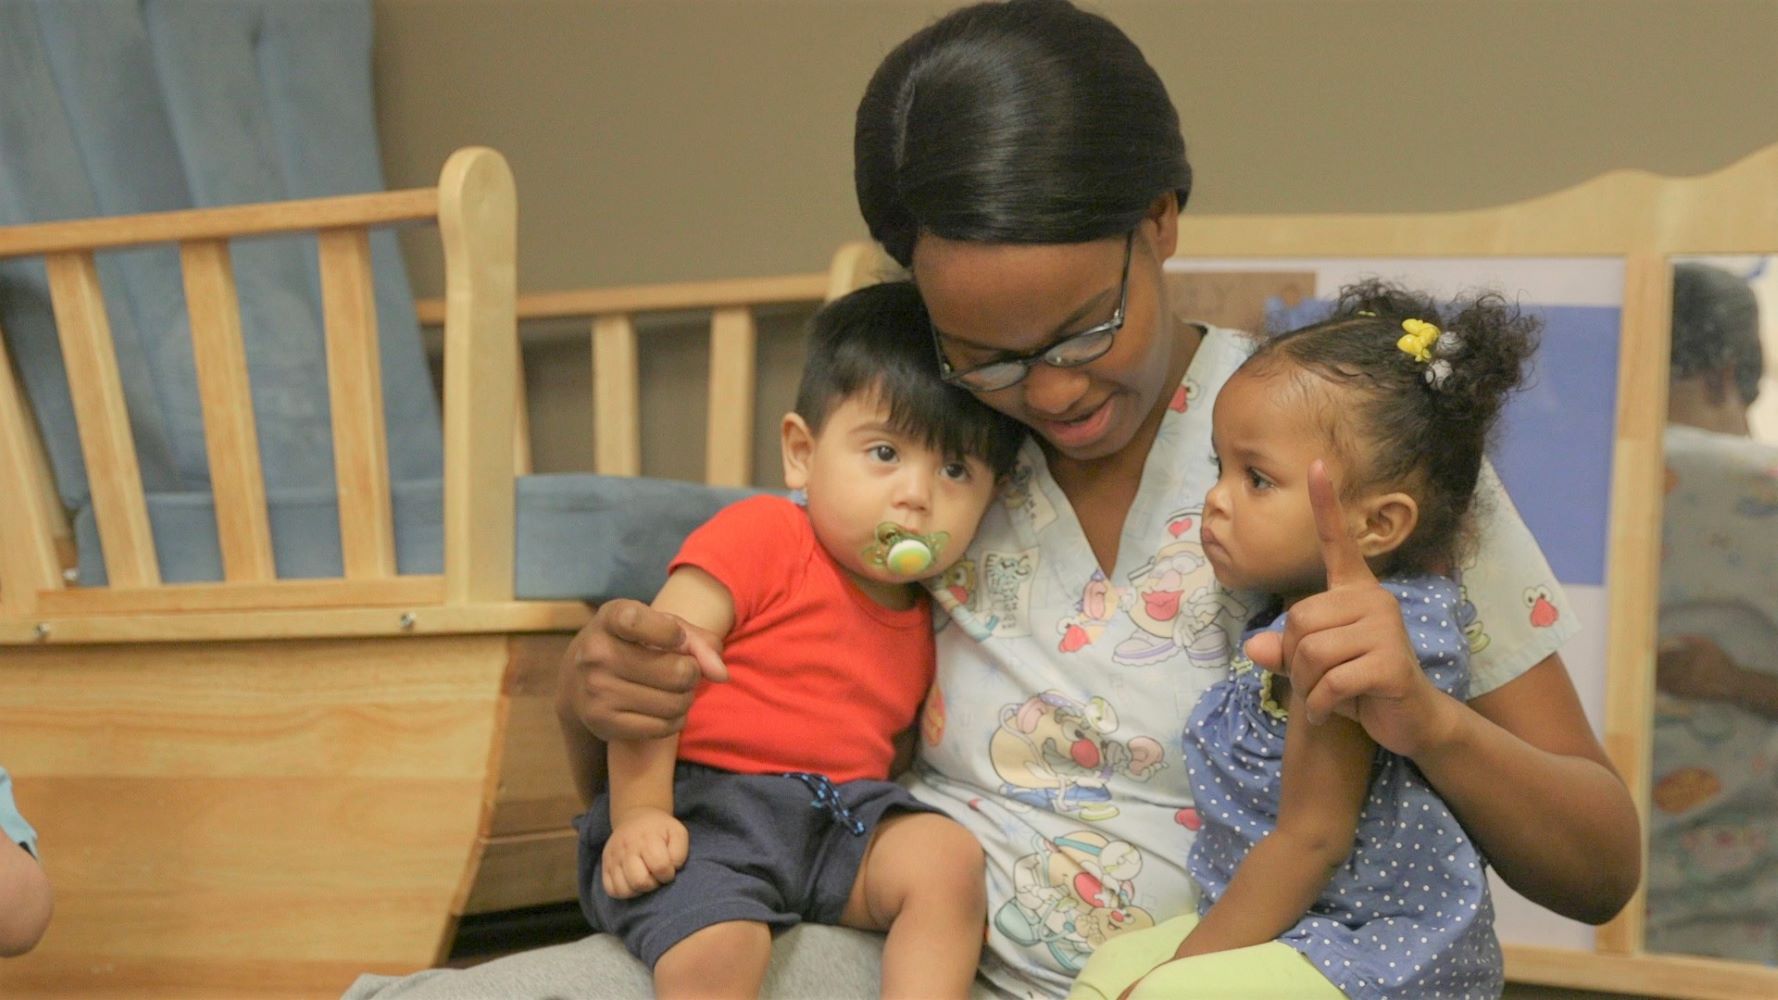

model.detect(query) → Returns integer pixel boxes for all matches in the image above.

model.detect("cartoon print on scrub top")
[1112,508,1251,668]
[1001,460,1059,534]
[1455,581,1490,654]
[1524,584,1561,628]
[922,683,948,747]
[936,549,1037,641]
[1057,570,1117,654]
[993,828,1158,974]
[988,691,1168,821]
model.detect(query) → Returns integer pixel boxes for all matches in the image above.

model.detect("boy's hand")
[602,807,690,899]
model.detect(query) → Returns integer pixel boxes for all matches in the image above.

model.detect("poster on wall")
[1164,257,1625,954]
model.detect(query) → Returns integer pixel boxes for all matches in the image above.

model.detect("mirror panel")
[1647,255,1778,964]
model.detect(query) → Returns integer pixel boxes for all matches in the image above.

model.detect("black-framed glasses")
[932,231,1134,392]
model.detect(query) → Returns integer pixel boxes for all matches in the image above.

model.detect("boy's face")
[783,392,999,602]
[1201,369,1360,598]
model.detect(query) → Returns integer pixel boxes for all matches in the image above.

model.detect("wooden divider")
[44,250,160,589]
[180,239,276,583]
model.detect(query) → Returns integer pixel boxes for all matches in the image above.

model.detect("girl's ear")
[1354,491,1419,559]
[781,413,815,490]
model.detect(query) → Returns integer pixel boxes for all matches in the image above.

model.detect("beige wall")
[373,0,1778,484]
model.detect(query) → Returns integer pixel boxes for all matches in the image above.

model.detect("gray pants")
[341,926,1013,999]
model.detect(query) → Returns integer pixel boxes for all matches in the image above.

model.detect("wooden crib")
[0,146,875,998]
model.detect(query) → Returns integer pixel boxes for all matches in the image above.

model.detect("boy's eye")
[940,461,973,482]
[868,443,899,463]
[1247,467,1271,490]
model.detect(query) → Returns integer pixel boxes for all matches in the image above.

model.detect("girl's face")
[911,207,1187,465]
[1201,368,1357,598]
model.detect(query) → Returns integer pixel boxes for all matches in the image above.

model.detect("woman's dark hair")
[1243,280,1539,574]
[1671,262,1763,406]
[855,0,1191,267]
[797,280,1026,477]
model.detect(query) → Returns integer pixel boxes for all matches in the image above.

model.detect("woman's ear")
[781,413,815,490]
[1145,191,1180,261]
[1355,491,1419,559]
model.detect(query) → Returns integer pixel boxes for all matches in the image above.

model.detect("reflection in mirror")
[1648,256,1778,963]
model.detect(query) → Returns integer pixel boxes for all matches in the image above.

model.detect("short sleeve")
[667,495,806,626]
[1385,578,1471,700]
[1461,463,1581,697]
[0,766,39,858]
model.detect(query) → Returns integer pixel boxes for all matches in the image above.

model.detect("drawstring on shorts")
[784,772,867,836]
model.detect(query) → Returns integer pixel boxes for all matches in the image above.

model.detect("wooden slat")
[591,314,640,477]
[1504,944,1778,1000]
[318,228,397,579]
[180,240,275,582]
[1594,253,1671,957]
[44,251,159,588]
[438,147,518,604]
[0,188,438,259]
[705,306,756,487]
[35,576,445,617]
[414,272,829,326]
[0,601,589,646]
[0,322,65,613]
[513,350,533,476]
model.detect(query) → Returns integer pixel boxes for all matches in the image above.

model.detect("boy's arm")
[0,841,52,957]
[1176,677,1373,959]
[599,567,735,899]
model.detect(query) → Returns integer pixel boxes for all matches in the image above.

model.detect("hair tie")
[1396,318,1462,389]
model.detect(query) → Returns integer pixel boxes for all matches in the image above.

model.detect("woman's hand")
[557,598,729,744]
[1244,461,1457,759]
[1656,634,1742,702]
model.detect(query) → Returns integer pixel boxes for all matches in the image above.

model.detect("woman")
[350,3,1639,997]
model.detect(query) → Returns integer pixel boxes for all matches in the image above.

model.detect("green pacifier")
[866,523,949,578]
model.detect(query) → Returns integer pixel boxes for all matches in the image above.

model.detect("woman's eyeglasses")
[932,231,1133,392]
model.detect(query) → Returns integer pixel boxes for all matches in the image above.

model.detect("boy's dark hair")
[796,281,1025,477]
[1246,280,1539,574]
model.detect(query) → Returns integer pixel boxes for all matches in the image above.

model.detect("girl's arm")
[598,567,735,899]
[1252,464,1639,925]
[1175,677,1374,959]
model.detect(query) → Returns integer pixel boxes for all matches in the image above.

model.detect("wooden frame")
[1167,142,1778,1000]
[0,146,873,997]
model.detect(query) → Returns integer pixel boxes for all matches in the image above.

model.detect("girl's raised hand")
[1243,460,1455,758]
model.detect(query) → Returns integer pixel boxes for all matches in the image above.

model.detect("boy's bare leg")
[840,812,987,999]
[652,920,771,1000]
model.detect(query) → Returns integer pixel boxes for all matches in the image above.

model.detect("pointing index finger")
[1309,458,1375,589]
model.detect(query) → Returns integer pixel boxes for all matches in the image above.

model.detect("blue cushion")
[72,476,764,603]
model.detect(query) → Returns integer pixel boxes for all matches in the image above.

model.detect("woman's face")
[912,210,1185,465]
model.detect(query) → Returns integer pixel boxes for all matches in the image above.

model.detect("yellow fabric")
[1068,914,1347,1000]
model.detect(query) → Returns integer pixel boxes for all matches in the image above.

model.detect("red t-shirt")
[669,495,934,783]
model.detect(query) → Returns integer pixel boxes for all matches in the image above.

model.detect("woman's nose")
[1018,360,1089,417]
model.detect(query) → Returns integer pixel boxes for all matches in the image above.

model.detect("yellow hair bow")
[1397,318,1440,363]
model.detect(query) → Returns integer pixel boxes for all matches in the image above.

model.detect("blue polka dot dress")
[1184,575,1503,999]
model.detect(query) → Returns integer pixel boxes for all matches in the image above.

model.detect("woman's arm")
[1417,652,1640,924]
[1176,678,1373,958]
[1657,635,1778,719]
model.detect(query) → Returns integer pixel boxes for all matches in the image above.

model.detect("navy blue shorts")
[574,763,937,968]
